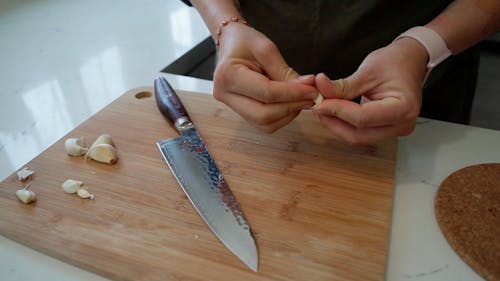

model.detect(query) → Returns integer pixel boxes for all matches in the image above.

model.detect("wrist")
[189,1,243,40]
[394,26,452,83]
[391,37,429,81]
[214,17,248,47]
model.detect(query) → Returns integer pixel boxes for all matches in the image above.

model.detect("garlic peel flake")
[77,187,94,199]
[17,167,34,181]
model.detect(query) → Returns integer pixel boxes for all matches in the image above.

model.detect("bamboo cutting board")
[0,87,397,281]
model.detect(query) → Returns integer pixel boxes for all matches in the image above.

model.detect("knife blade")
[154,77,258,271]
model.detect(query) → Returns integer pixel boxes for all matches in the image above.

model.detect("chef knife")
[154,77,258,271]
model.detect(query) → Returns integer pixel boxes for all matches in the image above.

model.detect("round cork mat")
[435,163,500,281]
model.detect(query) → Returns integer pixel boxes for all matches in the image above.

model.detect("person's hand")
[312,38,429,145]
[214,23,318,133]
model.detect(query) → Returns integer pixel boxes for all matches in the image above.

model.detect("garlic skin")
[86,134,118,164]
[92,134,114,147]
[65,137,88,156]
[16,189,36,204]
[17,167,34,181]
[62,179,83,193]
[77,187,94,199]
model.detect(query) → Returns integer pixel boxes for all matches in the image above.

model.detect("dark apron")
[239,0,479,124]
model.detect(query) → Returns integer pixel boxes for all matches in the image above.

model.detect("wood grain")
[0,87,397,281]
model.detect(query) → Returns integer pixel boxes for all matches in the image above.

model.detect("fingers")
[219,90,313,129]
[213,30,316,133]
[215,62,317,103]
[255,112,301,133]
[313,97,415,128]
[315,72,375,100]
[290,74,316,86]
[213,41,316,133]
[252,41,300,81]
[317,114,416,146]
[313,64,420,145]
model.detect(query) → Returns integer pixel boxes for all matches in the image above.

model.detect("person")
[181,0,500,145]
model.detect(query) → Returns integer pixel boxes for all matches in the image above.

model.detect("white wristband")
[395,26,452,81]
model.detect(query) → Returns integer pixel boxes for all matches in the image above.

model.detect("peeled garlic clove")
[62,179,83,193]
[65,137,88,156]
[17,167,34,181]
[86,144,118,164]
[16,189,37,204]
[77,187,94,199]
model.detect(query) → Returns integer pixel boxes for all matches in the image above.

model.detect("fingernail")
[297,74,314,81]
[317,72,330,80]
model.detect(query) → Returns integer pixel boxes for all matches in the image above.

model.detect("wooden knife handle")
[154,77,191,128]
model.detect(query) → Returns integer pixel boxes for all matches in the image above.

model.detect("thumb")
[315,72,367,100]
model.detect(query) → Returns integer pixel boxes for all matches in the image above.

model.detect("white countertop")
[0,0,209,181]
[0,1,496,280]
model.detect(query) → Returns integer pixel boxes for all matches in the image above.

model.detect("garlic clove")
[77,187,94,199]
[62,179,83,193]
[86,144,118,164]
[61,179,94,199]
[86,134,118,164]
[314,94,324,105]
[16,189,36,204]
[65,137,88,156]
[17,167,34,181]
[90,134,114,147]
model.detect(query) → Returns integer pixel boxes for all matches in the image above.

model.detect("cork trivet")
[435,163,500,281]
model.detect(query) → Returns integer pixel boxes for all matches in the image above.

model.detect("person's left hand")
[313,37,429,146]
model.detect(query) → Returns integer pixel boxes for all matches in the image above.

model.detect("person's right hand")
[213,23,318,133]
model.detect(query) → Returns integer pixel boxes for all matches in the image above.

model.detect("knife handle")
[154,77,191,130]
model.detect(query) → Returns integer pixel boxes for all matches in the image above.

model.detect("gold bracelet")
[215,17,248,47]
